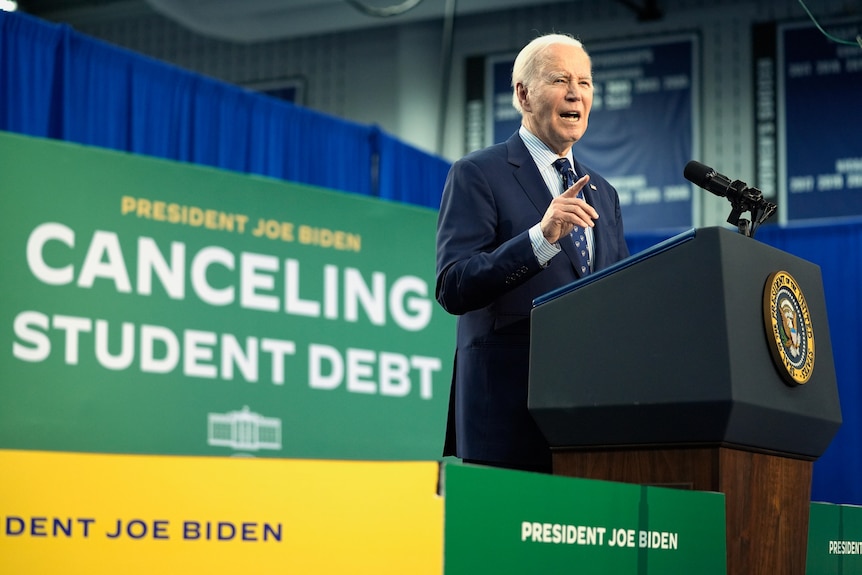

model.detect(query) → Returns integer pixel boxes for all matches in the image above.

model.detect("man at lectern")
[435,33,629,473]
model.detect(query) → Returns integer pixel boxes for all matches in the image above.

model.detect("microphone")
[682,160,777,238]
[683,160,737,200]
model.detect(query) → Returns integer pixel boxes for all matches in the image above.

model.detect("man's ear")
[516,82,531,112]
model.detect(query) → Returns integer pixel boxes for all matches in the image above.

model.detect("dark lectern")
[528,227,841,575]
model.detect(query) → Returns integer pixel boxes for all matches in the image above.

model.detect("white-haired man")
[436,33,630,472]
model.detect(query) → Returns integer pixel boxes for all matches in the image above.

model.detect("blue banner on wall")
[779,19,862,222]
[487,35,699,232]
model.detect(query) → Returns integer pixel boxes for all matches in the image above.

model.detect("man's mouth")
[560,111,581,121]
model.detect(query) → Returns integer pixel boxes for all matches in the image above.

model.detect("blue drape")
[759,222,862,504]
[376,129,453,207]
[0,9,450,205]
[1,9,859,504]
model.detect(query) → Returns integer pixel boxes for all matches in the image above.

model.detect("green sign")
[443,463,727,574]
[0,131,453,460]
[807,502,862,574]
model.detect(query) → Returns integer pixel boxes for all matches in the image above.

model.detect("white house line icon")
[207,406,282,452]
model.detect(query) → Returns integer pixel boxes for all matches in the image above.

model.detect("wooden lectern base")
[553,446,813,575]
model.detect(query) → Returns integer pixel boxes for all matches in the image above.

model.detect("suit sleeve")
[435,157,544,315]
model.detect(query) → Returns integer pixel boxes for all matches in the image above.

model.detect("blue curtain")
[376,129,452,207]
[1,9,860,504]
[0,9,449,205]
[757,221,862,504]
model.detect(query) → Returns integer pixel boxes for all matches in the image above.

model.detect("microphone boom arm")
[683,161,777,238]
[724,180,777,238]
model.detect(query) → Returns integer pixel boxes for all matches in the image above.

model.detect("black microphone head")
[683,160,714,186]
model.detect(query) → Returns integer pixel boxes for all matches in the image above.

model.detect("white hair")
[511,34,585,113]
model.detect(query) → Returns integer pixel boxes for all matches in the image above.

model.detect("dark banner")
[779,19,862,222]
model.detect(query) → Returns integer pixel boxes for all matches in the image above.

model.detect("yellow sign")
[0,450,443,574]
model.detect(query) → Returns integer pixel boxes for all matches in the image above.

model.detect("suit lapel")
[507,134,554,216]
[506,134,588,278]
[573,158,601,270]
[573,157,596,206]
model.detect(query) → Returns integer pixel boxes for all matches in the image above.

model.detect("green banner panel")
[807,502,862,574]
[443,463,727,574]
[0,131,454,460]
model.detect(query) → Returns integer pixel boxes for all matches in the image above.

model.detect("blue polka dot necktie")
[552,157,591,276]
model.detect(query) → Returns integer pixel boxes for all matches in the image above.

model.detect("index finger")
[561,174,590,197]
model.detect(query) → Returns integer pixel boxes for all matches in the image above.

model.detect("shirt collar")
[518,126,575,172]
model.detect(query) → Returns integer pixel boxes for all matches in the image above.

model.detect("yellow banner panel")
[0,450,443,574]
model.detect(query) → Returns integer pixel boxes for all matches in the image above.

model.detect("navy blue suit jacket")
[435,132,629,467]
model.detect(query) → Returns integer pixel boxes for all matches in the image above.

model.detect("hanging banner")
[778,18,862,222]
[487,34,699,232]
[0,131,453,460]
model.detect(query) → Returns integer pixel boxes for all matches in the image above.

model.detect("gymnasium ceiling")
[14,0,662,43]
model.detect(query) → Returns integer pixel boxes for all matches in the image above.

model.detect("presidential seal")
[763,271,815,386]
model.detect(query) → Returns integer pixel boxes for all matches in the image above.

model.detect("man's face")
[517,44,593,155]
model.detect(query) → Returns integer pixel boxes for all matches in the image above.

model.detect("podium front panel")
[528,227,841,458]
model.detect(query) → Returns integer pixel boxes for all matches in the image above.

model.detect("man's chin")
[560,127,586,144]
